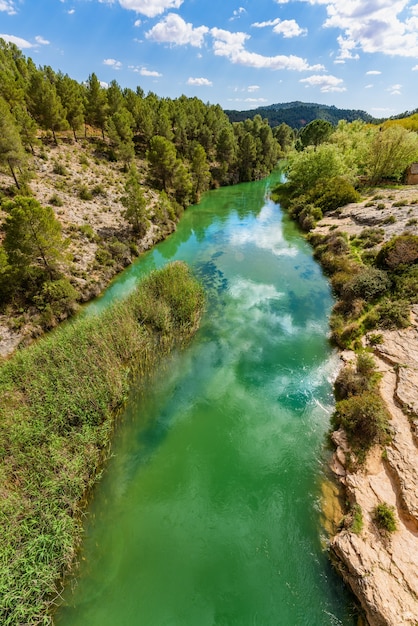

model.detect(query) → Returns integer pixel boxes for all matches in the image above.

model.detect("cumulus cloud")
[118,0,183,18]
[35,35,50,45]
[303,0,418,59]
[252,17,307,38]
[0,33,33,48]
[103,58,123,69]
[187,77,212,86]
[134,18,141,26]
[211,27,323,71]
[366,70,381,75]
[146,13,209,47]
[134,66,162,76]
[0,1,16,15]
[230,7,246,20]
[300,73,346,92]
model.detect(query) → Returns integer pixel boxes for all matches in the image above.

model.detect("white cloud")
[365,83,374,88]
[0,1,16,15]
[68,8,75,14]
[247,85,260,92]
[103,58,122,69]
[252,17,307,38]
[230,7,246,20]
[388,83,402,94]
[118,0,183,17]
[139,67,162,76]
[305,0,418,59]
[134,18,141,26]
[412,64,418,70]
[210,27,323,71]
[300,73,346,92]
[0,33,33,48]
[187,77,212,86]
[146,13,208,47]
[366,70,381,75]
[35,35,50,45]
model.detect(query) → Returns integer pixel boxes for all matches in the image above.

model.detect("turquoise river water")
[56,171,357,626]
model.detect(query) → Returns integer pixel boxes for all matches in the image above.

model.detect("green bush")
[393,265,418,303]
[370,298,411,330]
[48,193,64,207]
[78,185,93,201]
[52,161,68,176]
[332,391,390,450]
[342,267,391,302]
[373,503,397,533]
[376,234,418,269]
[306,176,360,213]
[351,504,364,534]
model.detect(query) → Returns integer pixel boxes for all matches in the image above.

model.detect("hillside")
[225,101,376,129]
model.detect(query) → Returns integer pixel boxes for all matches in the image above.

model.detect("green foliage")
[285,143,351,197]
[335,352,379,400]
[0,96,26,188]
[48,193,63,206]
[373,503,397,533]
[299,119,334,148]
[78,184,93,201]
[121,166,148,235]
[332,391,390,451]
[342,267,391,302]
[366,298,411,330]
[2,195,67,283]
[0,262,203,625]
[376,234,418,270]
[350,504,364,534]
[306,176,360,213]
[365,125,418,184]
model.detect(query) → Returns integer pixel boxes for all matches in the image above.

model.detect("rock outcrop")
[329,309,418,626]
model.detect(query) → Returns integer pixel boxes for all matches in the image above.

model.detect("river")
[55,171,356,625]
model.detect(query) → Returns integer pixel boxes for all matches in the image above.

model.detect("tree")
[147,135,177,191]
[191,143,210,202]
[299,119,334,149]
[56,73,85,141]
[85,73,109,139]
[273,123,294,154]
[0,97,26,188]
[121,167,148,235]
[285,143,351,194]
[365,125,418,184]
[27,70,68,143]
[106,108,135,168]
[238,132,256,181]
[3,196,67,282]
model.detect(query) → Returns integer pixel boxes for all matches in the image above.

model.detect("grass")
[0,261,204,625]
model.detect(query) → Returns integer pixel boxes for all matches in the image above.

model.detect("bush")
[376,234,418,269]
[393,265,418,303]
[78,185,93,201]
[356,227,385,248]
[49,193,64,207]
[373,503,397,533]
[52,161,68,176]
[332,391,390,450]
[342,267,391,303]
[370,298,411,330]
[307,176,360,213]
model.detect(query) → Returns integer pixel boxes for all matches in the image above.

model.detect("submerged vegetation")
[0,261,204,625]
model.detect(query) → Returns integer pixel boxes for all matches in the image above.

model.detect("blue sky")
[1,0,418,116]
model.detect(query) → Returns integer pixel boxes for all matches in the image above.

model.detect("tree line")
[0,37,287,329]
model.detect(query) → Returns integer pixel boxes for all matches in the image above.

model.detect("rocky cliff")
[317,188,418,625]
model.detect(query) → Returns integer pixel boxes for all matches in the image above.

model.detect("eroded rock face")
[329,318,418,626]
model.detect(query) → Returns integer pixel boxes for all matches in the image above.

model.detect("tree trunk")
[8,160,20,189]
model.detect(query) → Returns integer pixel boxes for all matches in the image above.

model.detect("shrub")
[382,215,396,225]
[78,185,93,201]
[393,265,418,303]
[307,176,360,213]
[52,161,68,176]
[342,267,391,303]
[373,503,397,533]
[376,234,418,269]
[371,298,411,329]
[351,504,364,534]
[332,391,390,450]
[356,227,385,248]
[48,193,64,207]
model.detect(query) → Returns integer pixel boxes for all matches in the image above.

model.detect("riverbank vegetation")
[0,261,204,625]
[272,116,418,467]
[0,37,284,351]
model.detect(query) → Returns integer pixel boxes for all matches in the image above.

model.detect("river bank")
[0,262,204,625]
[312,187,418,625]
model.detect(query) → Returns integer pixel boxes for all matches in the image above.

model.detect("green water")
[56,173,356,626]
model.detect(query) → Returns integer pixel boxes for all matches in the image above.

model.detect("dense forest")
[0,37,287,335]
[225,101,376,130]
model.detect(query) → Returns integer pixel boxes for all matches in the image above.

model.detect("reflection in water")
[56,171,357,626]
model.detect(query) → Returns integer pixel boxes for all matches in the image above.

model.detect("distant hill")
[225,101,377,129]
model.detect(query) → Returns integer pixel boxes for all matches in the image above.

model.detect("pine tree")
[0,97,26,188]
[85,73,109,139]
[121,167,148,235]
